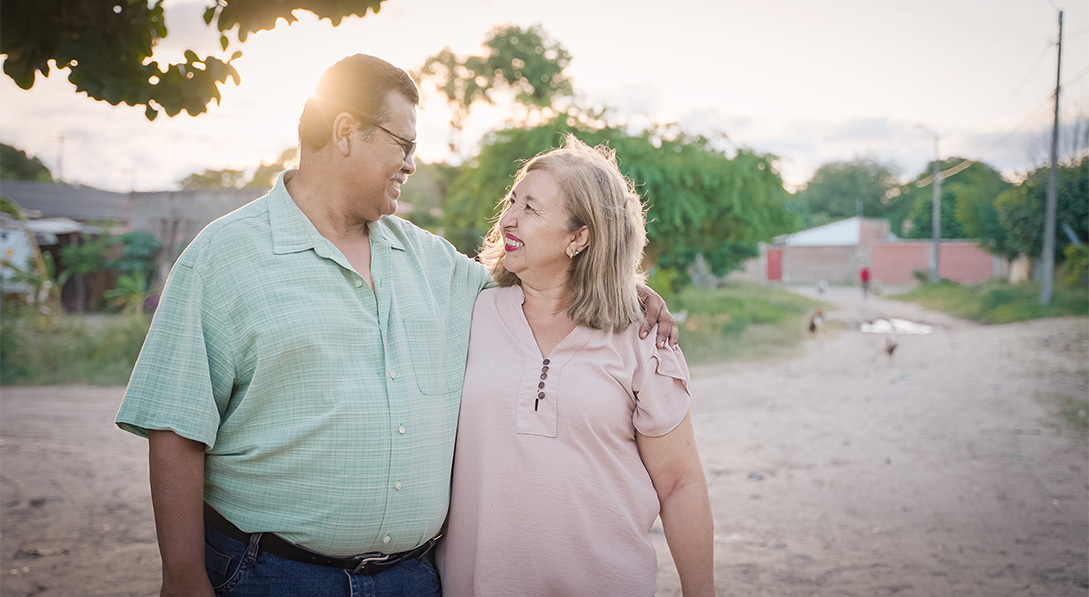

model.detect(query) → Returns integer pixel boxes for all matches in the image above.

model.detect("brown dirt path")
[652,286,1089,596]
[1,286,1086,596]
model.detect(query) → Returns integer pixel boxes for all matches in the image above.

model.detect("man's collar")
[269,169,404,255]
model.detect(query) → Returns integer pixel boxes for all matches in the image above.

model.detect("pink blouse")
[436,286,692,596]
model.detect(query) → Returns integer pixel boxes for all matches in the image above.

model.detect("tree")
[949,162,1013,257]
[442,113,797,283]
[59,232,113,312]
[178,168,248,190]
[415,24,573,147]
[247,148,300,189]
[898,157,1011,244]
[1,143,53,182]
[796,157,905,228]
[177,147,298,190]
[996,156,1088,262]
[1,0,385,120]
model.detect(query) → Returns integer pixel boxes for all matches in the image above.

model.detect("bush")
[1063,244,1089,289]
[0,313,150,385]
[898,279,1088,324]
[674,283,824,364]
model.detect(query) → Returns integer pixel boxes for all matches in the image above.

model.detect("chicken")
[885,337,898,359]
[808,309,823,335]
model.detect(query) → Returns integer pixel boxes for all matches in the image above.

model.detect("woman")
[437,136,714,596]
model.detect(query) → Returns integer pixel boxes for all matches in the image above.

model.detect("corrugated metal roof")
[0,180,129,224]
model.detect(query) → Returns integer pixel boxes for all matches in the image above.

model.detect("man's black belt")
[203,503,438,575]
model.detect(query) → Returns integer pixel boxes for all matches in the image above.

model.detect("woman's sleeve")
[631,342,692,437]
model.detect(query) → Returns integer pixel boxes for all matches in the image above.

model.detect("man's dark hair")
[298,54,419,151]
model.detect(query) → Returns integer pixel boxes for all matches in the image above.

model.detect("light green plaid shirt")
[116,171,489,556]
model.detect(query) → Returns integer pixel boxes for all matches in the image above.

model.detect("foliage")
[899,158,1009,243]
[674,283,826,365]
[59,235,111,276]
[898,279,1088,324]
[949,162,1013,257]
[0,143,53,182]
[178,168,249,190]
[103,271,149,314]
[177,147,298,190]
[1062,244,1088,289]
[443,113,797,280]
[796,157,903,226]
[646,267,680,307]
[0,311,151,385]
[400,162,459,232]
[1,0,385,119]
[248,148,299,189]
[110,231,162,279]
[995,156,1089,261]
[416,24,573,135]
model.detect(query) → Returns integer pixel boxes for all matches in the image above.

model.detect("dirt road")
[2,287,1087,596]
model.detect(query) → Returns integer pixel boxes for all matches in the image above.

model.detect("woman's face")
[498,169,579,283]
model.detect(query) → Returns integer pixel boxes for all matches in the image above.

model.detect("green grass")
[1040,392,1089,439]
[0,283,827,384]
[0,310,150,385]
[897,280,1088,324]
[674,282,826,365]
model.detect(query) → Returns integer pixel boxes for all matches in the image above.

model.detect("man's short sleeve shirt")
[116,171,490,556]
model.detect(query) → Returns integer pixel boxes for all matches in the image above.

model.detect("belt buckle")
[351,552,392,574]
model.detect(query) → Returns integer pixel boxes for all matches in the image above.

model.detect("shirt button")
[398,425,406,434]
[389,371,396,379]
[395,481,402,490]
[383,536,391,544]
[353,278,363,288]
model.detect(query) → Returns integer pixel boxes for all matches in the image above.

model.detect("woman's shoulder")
[602,322,691,383]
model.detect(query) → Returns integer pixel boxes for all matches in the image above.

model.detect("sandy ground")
[1,286,1087,596]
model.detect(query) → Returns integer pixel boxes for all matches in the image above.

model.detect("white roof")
[775,217,862,246]
[26,217,82,235]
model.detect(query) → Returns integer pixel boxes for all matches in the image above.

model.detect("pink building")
[753,217,1007,286]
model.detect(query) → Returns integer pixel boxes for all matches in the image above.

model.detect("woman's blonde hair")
[479,134,647,332]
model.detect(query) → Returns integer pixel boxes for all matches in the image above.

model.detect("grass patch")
[1041,393,1089,439]
[675,283,826,365]
[0,283,826,383]
[1,310,150,385]
[897,280,1089,324]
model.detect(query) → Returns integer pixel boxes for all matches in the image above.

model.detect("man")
[116,55,675,595]
[860,265,872,299]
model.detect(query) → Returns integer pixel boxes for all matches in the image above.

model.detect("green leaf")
[220,35,230,51]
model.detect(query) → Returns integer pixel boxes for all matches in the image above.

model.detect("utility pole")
[1040,9,1062,306]
[56,133,70,183]
[930,135,942,283]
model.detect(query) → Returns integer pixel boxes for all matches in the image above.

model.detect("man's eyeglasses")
[370,123,416,160]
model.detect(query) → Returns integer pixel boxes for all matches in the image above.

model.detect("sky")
[1,0,1087,194]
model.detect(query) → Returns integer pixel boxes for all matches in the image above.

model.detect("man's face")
[345,91,417,222]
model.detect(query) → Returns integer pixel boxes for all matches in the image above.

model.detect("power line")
[974,40,1053,128]
[912,49,1089,189]
[914,94,1054,188]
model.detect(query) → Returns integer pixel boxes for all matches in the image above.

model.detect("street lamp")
[917,126,942,283]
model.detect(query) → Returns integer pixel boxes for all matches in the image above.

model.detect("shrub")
[0,313,150,385]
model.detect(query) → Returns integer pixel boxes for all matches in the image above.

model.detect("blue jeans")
[203,523,442,596]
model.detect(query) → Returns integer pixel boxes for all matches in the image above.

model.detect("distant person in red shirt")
[860,266,872,299]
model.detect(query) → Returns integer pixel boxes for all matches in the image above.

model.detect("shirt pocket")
[401,317,455,396]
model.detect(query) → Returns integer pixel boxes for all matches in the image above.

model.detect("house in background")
[736,216,1007,288]
[0,180,131,309]
[0,180,130,231]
